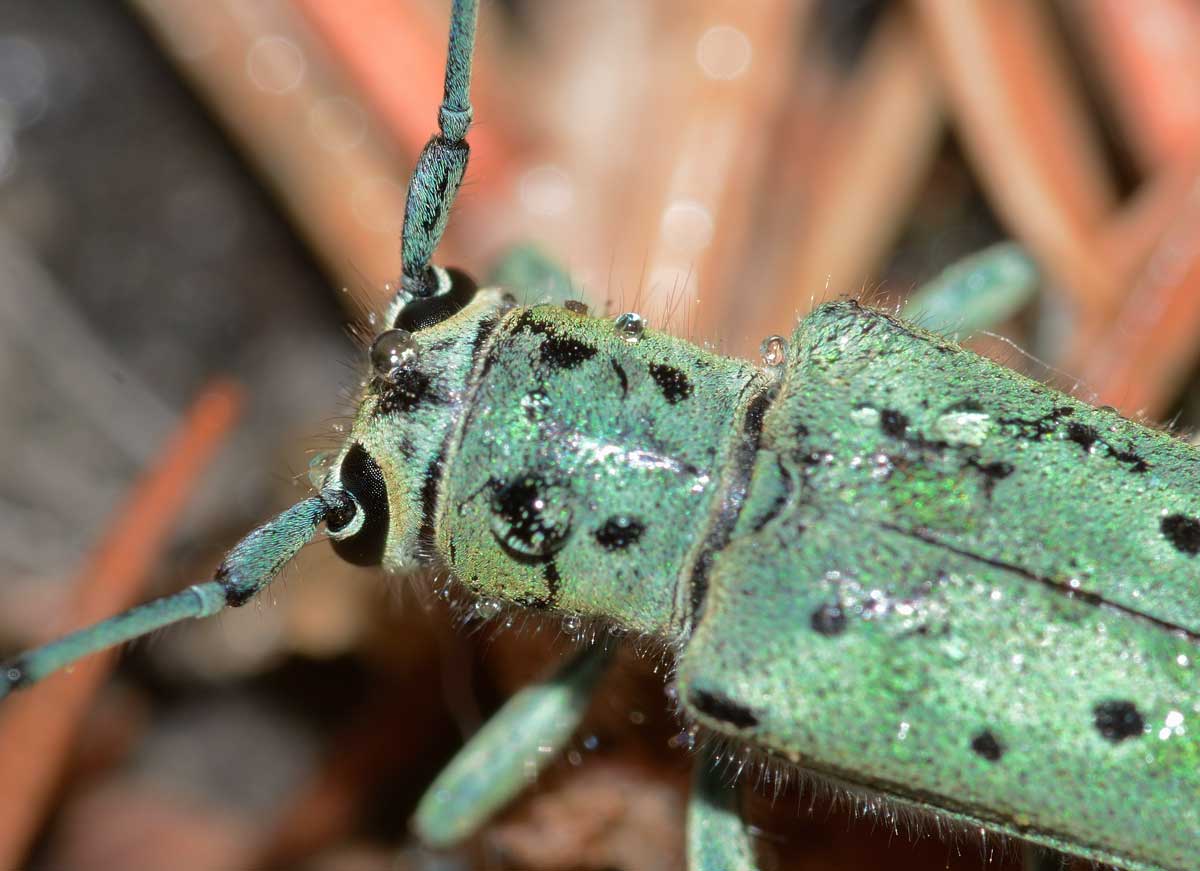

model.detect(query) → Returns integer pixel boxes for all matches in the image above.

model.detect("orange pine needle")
[0,380,243,868]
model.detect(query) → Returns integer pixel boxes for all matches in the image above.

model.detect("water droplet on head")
[369,328,419,382]
[367,311,378,326]
[472,597,503,621]
[614,312,645,343]
[307,451,336,491]
[561,614,582,636]
[582,734,600,751]
[759,335,787,368]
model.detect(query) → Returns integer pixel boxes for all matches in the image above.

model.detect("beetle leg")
[901,241,1039,336]
[411,643,613,847]
[687,751,760,871]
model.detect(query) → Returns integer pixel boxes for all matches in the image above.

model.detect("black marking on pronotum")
[416,315,502,556]
[611,359,629,399]
[686,386,773,628]
[690,689,759,730]
[1065,421,1150,473]
[513,311,597,369]
[970,730,1004,761]
[489,473,572,563]
[810,603,847,636]
[882,521,1200,643]
[330,444,389,567]
[1161,514,1200,556]
[1094,700,1146,742]
[594,516,645,551]
[880,409,909,438]
[648,363,693,404]
[393,267,478,331]
[376,368,439,415]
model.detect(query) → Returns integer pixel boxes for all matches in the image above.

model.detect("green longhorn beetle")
[4,2,1199,869]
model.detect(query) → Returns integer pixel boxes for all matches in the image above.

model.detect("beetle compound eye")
[393,267,478,331]
[329,443,389,566]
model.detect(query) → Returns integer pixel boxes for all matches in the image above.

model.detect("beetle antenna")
[400,0,479,299]
[0,496,331,699]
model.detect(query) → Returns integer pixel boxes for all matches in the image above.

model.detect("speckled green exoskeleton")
[2,2,1197,870]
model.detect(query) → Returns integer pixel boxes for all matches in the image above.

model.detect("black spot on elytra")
[1162,514,1200,555]
[1066,421,1099,451]
[376,368,438,414]
[648,363,693,403]
[594,516,645,550]
[1112,450,1149,473]
[968,458,1015,497]
[971,730,1004,761]
[1094,700,1145,742]
[611,359,629,398]
[1001,406,1074,440]
[489,473,572,563]
[880,409,909,438]
[690,689,759,729]
[810,603,847,636]
[514,311,596,369]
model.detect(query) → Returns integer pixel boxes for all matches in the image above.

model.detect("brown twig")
[911,0,1119,320]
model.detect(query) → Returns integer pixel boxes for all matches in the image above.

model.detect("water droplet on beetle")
[851,406,880,427]
[759,334,787,367]
[614,312,645,343]
[669,728,697,750]
[934,410,993,447]
[473,598,502,620]
[582,734,599,751]
[367,311,377,326]
[307,451,335,490]
[370,328,419,382]
[562,614,582,635]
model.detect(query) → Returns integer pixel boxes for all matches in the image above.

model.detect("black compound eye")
[393,267,478,331]
[330,443,389,566]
